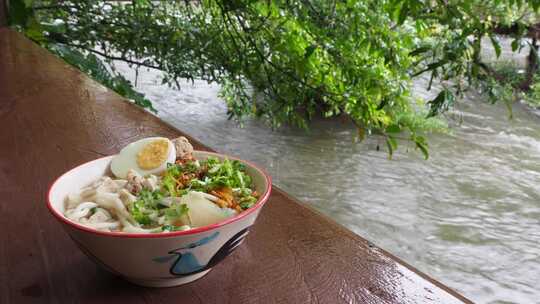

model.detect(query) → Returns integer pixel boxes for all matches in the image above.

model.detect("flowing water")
[115,49,540,303]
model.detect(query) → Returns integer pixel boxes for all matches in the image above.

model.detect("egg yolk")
[136,139,169,170]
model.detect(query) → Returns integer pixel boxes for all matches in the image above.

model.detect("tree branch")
[32,5,77,11]
[477,61,505,83]
[521,38,538,91]
[493,22,540,39]
[63,43,162,70]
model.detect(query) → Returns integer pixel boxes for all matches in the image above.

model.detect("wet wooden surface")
[0,28,473,304]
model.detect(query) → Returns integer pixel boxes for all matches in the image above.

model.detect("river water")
[115,49,540,303]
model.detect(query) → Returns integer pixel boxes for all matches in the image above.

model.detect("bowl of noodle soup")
[47,150,271,287]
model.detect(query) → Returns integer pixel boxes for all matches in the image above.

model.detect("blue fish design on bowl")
[153,227,251,277]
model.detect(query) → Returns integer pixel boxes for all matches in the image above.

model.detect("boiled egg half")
[111,137,176,178]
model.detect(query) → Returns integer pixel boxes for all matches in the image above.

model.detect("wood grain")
[0,28,474,304]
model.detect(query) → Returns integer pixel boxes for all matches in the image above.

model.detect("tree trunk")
[492,22,540,91]
[0,0,8,27]
[520,38,539,91]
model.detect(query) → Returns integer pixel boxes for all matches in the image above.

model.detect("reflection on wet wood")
[0,28,473,304]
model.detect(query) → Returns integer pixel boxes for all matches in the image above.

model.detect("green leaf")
[134,0,151,7]
[409,46,431,57]
[489,35,501,58]
[414,136,429,160]
[397,2,409,25]
[427,89,454,118]
[304,44,317,59]
[426,60,447,71]
[24,17,45,42]
[386,124,401,133]
[391,0,406,24]
[357,126,366,141]
[511,39,520,52]
[386,136,398,159]
[413,60,448,77]
[532,0,540,11]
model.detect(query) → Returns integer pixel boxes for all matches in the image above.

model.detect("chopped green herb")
[162,174,178,196]
[161,224,190,232]
[127,157,258,230]
[200,157,252,191]
[164,203,189,221]
[137,189,163,207]
[130,200,152,225]
[239,196,257,210]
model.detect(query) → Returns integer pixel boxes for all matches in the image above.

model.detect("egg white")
[110,137,176,178]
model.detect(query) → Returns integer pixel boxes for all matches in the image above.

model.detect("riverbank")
[481,36,540,116]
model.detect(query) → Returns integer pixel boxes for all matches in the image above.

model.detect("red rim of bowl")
[46,151,272,238]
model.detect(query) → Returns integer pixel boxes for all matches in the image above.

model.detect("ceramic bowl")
[47,151,271,287]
